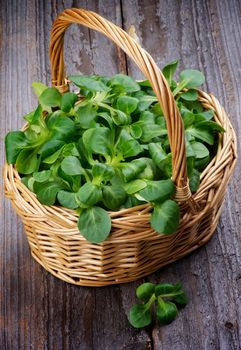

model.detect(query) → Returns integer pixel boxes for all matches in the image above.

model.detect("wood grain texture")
[0,0,240,349]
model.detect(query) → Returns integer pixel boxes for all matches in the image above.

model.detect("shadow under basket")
[4,8,237,287]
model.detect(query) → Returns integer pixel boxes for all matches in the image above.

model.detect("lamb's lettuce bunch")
[5,61,224,243]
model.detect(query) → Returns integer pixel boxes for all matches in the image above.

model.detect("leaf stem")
[145,293,156,309]
[158,291,184,298]
[172,80,189,97]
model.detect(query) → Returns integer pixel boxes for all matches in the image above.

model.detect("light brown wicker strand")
[49,8,189,194]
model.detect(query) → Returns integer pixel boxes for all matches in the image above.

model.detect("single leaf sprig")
[128,282,188,328]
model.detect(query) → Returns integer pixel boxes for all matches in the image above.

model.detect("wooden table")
[1,1,241,349]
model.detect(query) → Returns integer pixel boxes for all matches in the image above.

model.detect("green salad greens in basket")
[5,60,224,243]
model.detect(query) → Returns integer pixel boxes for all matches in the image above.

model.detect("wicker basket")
[4,8,237,286]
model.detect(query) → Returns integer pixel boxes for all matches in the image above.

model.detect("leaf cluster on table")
[128,282,188,328]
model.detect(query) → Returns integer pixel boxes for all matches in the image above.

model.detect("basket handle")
[49,8,191,199]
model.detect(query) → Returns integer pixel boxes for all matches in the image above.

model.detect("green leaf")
[75,103,97,129]
[32,82,48,98]
[171,282,185,292]
[39,140,65,159]
[39,87,62,107]
[180,89,198,101]
[155,283,176,297]
[112,110,131,126]
[116,129,142,158]
[184,100,204,112]
[137,158,156,180]
[179,69,205,88]
[198,110,214,121]
[33,170,51,183]
[69,75,109,92]
[151,200,180,234]
[92,163,115,183]
[128,304,152,328]
[160,155,172,178]
[156,115,166,127]
[31,105,45,125]
[191,141,209,158]
[130,123,142,139]
[76,182,102,206]
[155,282,188,305]
[42,146,64,164]
[50,162,61,178]
[47,112,76,140]
[138,80,151,88]
[72,176,82,193]
[119,159,146,182]
[140,124,167,142]
[110,74,140,93]
[162,60,178,85]
[173,293,188,306]
[97,112,114,129]
[124,179,147,194]
[34,181,63,205]
[122,194,145,208]
[194,155,210,171]
[102,185,127,210]
[189,168,200,192]
[194,113,211,123]
[57,190,79,209]
[139,179,175,202]
[62,143,79,157]
[77,207,111,243]
[61,156,84,176]
[26,104,43,125]
[186,141,195,158]
[83,127,112,156]
[148,142,167,164]
[24,111,35,124]
[148,143,172,177]
[156,299,178,325]
[60,92,77,112]
[138,111,167,142]
[16,149,39,174]
[21,176,34,191]
[136,283,155,302]
[151,102,162,116]
[195,120,225,132]
[5,131,29,164]
[58,167,81,192]
[116,96,139,115]
[28,124,42,134]
[187,126,214,145]
[182,111,195,128]
[136,95,157,112]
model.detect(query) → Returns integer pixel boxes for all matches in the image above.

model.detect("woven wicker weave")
[4,8,237,286]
